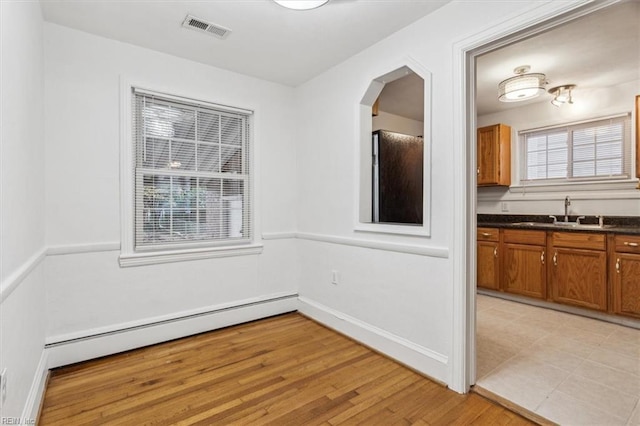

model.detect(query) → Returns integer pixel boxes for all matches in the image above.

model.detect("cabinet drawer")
[614,234,640,254]
[552,232,605,251]
[477,227,499,242]
[503,229,545,246]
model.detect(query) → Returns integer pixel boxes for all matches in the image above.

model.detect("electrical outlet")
[501,202,509,212]
[331,270,339,285]
[1,368,7,404]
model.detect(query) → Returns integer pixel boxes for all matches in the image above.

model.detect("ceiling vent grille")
[182,15,231,39]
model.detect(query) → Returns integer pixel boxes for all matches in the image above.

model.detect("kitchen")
[474,1,640,424]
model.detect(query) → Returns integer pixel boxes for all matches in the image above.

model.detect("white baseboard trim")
[0,248,46,304]
[21,349,48,423]
[297,232,449,258]
[297,296,449,385]
[45,293,298,369]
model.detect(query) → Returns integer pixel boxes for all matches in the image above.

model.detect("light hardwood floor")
[40,313,533,425]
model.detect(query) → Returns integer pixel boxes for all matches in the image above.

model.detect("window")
[357,61,432,237]
[120,87,258,266]
[522,115,631,182]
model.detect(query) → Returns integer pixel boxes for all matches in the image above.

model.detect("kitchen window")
[120,87,260,267]
[521,114,631,183]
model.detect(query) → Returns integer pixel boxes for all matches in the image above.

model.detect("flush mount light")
[273,0,329,10]
[498,65,547,102]
[549,84,576,107]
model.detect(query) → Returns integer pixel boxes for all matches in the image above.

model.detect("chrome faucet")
[564,196,571,222]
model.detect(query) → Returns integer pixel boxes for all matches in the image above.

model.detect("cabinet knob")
[493,247,498,258]
[616,258,621,273]
[481,232,491,237]
[623,242,639,247]
[553,251,558,266]
[541,250,545,265]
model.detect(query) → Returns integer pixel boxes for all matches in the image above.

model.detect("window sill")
[119,243,264,267]
[354,222,430,237]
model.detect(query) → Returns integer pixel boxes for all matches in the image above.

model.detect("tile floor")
[476,294,640,426]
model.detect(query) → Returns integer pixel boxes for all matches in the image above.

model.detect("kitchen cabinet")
[610,234,640,318]
[477,227,500,290]
[502,229,546,299]
[477,124,511,186]
[550,232,607,311]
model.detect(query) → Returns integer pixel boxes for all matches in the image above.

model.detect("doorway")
[464,1,640,423]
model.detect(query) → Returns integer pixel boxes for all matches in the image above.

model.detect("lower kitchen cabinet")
[550,232,608,311]
[502,229,546,299]
[477,227,500,290]
[611,234,640,318]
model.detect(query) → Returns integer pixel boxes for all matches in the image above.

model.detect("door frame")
[450,0,621,393]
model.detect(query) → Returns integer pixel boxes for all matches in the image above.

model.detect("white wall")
[0,0,47,420]
[293,0,570,386]
[43,24,299,345]
[478,80,640,216]
[373,110,423,136]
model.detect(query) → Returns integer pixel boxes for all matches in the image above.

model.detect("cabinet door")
[477,126,499,185]
[477,241,499,290]
[550,248,607,311]
[503,243,546,299]
[612,253,640,318]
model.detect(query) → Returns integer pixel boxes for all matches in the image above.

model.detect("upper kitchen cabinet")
[477,124,511,186]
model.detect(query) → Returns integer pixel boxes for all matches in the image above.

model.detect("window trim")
[519,113,632,185]
[119,79,262,267]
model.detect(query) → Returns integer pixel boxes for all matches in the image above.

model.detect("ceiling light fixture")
[548,84,576,107]
[273,0,329,10]
[498,65,547,102]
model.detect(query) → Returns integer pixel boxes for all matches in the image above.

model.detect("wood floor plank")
[39,313,536,425]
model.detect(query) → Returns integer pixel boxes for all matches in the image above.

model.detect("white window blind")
[131,89,252,251]
[522,115,631,182]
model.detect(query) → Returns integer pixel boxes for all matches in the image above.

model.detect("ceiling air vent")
[182,15,231,40]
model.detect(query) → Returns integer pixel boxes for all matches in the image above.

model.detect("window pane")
[597,141,622,159]
[198,111,220,144]
[573,144,595,162]
[171,141,196,171]
[197,143,220,172]
[221,116,243,146]
[573,161,595,177]
[547,132,568,149]
[221,146,242,173]
[547,148,567,165]
[548,163,567,178]
[143,138,170,169]
[596,158,622,176]
[527,165,547,180]
[527,136,546,152]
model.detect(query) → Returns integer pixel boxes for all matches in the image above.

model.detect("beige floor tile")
[628,401,640,426]
[476,371,555,412]
[588,347,640,377]
[574,359,640,396]
[524,346,585,373]
[556,373,638,421]
[561,314,619,336]
[609,326,640,345]
[487,354,570,389]
[537,390,627,426]
[604,335,640,359]
[530,334,597,359]
[553,324,610,346]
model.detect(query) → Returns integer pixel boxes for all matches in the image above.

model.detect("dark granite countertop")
[478,214,640,235]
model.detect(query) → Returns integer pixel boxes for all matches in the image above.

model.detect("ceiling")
[378,71,424,122]
[476,1,640,116]
[39,0,450,87]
